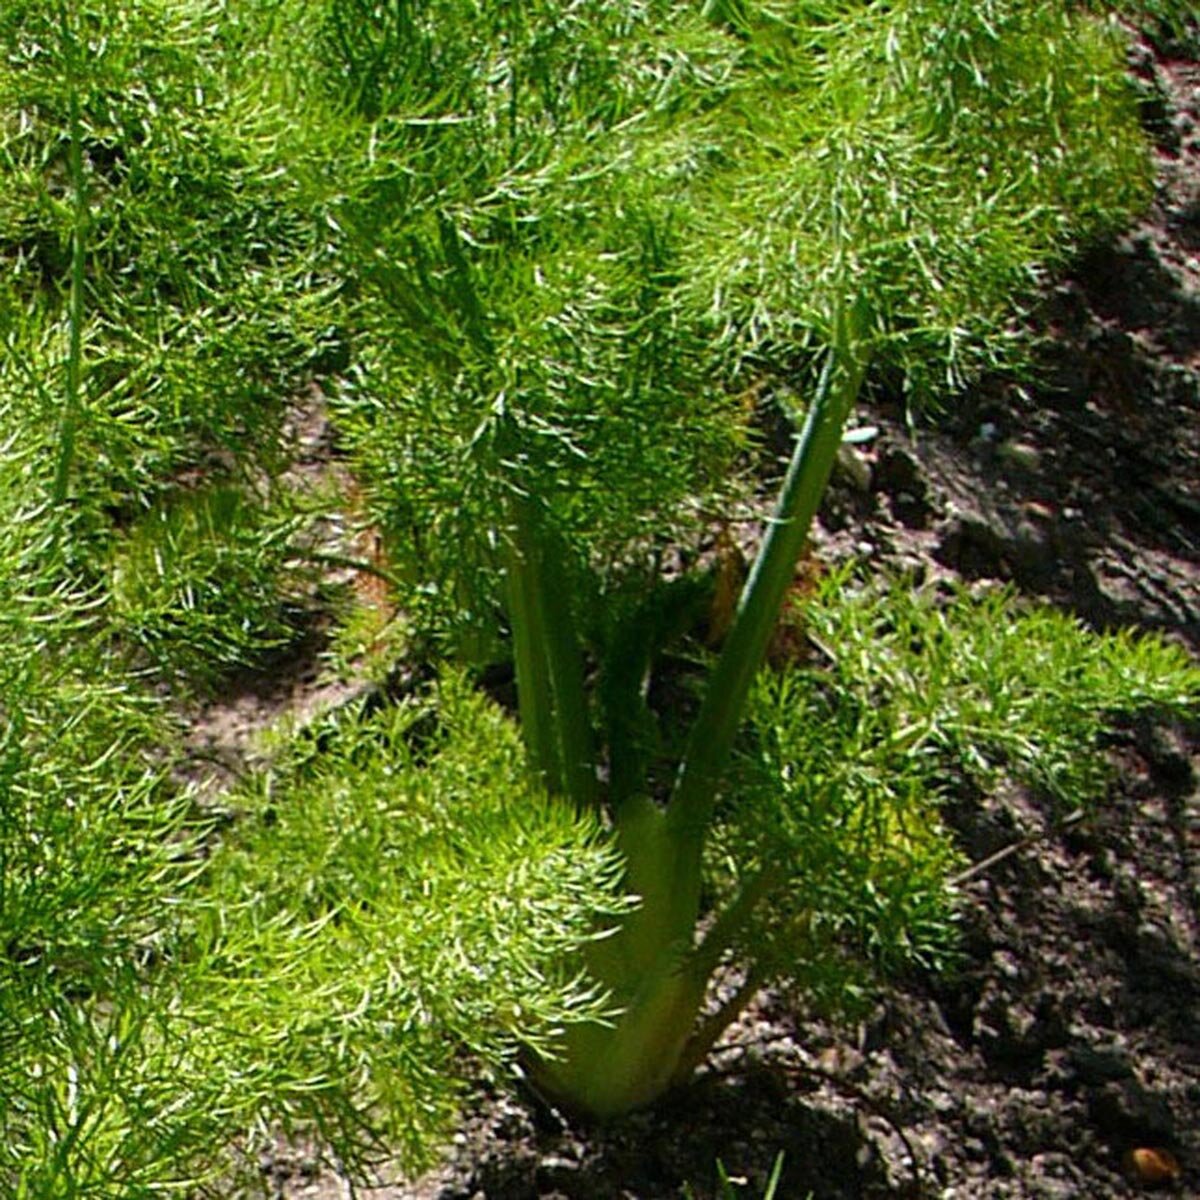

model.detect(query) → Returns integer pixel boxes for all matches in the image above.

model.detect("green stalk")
[503,512,561,792]
[536,519,597,810]
[52,2,87,508]
[664,301,870,928]
[671,966,764,1085]
[534,309,870,1119]
[504,495,596,809]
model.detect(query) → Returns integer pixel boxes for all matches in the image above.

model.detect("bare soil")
[223,30,1200,1200]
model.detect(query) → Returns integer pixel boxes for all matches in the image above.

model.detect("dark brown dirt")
[252,28,1200,1200]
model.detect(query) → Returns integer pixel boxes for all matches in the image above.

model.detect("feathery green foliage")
[107,484,311,684]
[323,0,1152,656]
[0,0,1194,1182]
[1,627,626,1194]
[310,0,1163,1117]
[0,0,341,537]
[179,670,629,1182]
[0,8,630,1183]
[715,574,1200,1008]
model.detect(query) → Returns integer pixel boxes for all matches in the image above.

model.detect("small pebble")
[1123,1147,1182,1187]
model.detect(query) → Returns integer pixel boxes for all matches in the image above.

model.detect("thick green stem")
[503,514,561,792]
[52,2,87,508]
[532,307,870,1119]
[672,966,765,1086]
[534,866,780,1116]
[504,496,596,809]
[664,306,870,931]
[537,521,597,810]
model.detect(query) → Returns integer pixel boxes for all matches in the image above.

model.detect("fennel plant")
[4,2,1196,1183]
[320,0,1166,1116]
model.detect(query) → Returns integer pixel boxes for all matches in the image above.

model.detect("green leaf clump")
[0,0,343,532]
[716,574,1200,1008]
[107,483,312,685]
[318,0,1154,648]
[2,639,626,1193]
